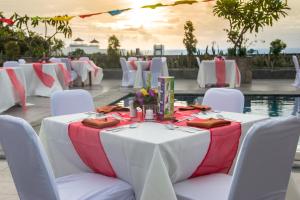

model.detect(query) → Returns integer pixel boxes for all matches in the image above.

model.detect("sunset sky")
[1,0,300,50]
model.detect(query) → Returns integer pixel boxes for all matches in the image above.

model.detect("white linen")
[129,61,168,88]
[197,60,240,88]
[19,63,67,97]
[71,60,103,85]
[40,112,268,200]
[0,67,26,113]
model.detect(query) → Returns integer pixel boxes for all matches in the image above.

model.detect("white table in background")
[71,60,103,86]
[40,111,268,200]
[197,60,240,88]
[128,61,169,89]
[19,63,68,97]
[0,67,26,113]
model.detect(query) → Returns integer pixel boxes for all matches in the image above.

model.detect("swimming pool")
[116,94,300,118]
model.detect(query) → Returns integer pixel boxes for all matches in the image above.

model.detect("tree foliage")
[107,35,121,67]
[270,39,287,56]
[183,20,197,56]
[213,0,290,56]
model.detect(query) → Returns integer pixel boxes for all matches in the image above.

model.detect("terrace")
[1,0,300,200]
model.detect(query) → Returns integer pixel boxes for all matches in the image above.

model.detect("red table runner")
[68,114,133,177]
[32,63,55,88]
[215,59,226,87]
[57,63,71,86]
[5,68,27,111]
[68,109,241,178]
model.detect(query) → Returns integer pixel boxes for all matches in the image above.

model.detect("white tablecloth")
[19,63,67,97]
[197,60,241,88]
[0,67,26,113]
[40,112,268,200]
[128,61,169,88]
[71,60,103,85]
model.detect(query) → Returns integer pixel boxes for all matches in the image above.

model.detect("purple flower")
[149,89,155,97]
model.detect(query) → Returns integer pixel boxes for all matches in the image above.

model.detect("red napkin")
[82,118,120,129]
[187,118,231,129]
[96,105,129,114]
[179,105,211,111]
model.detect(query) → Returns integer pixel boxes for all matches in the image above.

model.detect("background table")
[0,67,26,113]
[19,63,67,97]
[71,60,103,86]
[197,60,241,88]
[40,111,268,200]
[127,60,169,88]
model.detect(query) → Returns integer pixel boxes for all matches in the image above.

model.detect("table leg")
[89,71,92,86]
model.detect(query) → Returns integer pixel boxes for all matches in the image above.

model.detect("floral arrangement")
[134,88,158,108]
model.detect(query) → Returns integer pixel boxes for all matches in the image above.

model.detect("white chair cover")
[120,57,136,87]
[0,115,136,200]
[144,57,163,88]
[128,57,137,61]
[202,88,244,113]
[229,116,300,200]
[51,89,94,116]
[174,116,300,200]
[292,55,300,88]
[60,58,78,81]
[3,61,19,67]
[0,115,60,200]
[49,57,61,63]
[18,59,26,64]
[79,57,90,61]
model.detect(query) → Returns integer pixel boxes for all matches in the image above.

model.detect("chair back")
[49,57,61,63]
[202,88,244,113]
[128,57,137,61]
[151,57,163,74]
[120,57,129,73]
[292,56,299,71]
[51,89,94,116]
[196,57,201,68]
[18,59,26,64]
[79,57,89,61]
[229,117,300,200]
[60,58,72,71]
[3,61,19,67]
[0,115,59,200]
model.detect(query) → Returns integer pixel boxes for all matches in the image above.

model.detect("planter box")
[103,68,295,80]
[252,68,295,79]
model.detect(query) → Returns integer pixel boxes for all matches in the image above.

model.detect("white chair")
[18,59,26,64]
[143,57,163,88]
[174,116,300,200]
[3,61,19,67]
[79,57,90,61]
[202,88,244,113]
[120,57,136,87]
[60,58,78,82]
[49,57,61,63]
[292,55,300,88]
[0,115,135,200]
[51,89,94,116]
[128,57,137,61]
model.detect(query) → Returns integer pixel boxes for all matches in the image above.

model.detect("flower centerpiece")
[134,88,158,109]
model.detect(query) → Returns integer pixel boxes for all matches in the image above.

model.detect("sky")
[1,0,300,50]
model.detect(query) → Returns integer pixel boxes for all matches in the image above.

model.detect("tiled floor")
[0,79,300,199]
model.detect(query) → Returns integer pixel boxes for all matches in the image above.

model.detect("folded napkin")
[179,105,211,111]
[96,105,130,114]
[82,118,120,129]
[187,118,231,129]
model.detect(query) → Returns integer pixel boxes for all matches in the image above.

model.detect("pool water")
[116,95,300,118]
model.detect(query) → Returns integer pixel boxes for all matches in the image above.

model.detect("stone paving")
[0,79,300,199]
